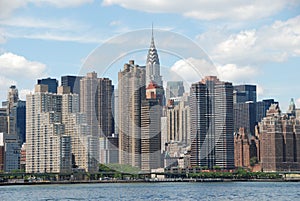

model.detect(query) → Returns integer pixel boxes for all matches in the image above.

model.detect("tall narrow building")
[190,76,234,169]
[97,78,114,137]
[118,60,146,168]
[80,72,99,137]
[146,28,162,87]
[5,86,26,144]
[141,81,162,171]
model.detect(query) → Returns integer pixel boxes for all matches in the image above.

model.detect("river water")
[1,182,299,200]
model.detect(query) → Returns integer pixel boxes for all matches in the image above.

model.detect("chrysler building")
[146,27,163,87]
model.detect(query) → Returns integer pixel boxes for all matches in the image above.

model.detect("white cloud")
[170,58,259,84]
[37,0,94,8]
[170,57,217,83]
[8,31,104,43]
[216,63,258,83]
[0,52,47,101]
[102,0,297,21]
[205,15,300,64]
[0,0,93,19]
[256,85,264,96]
[0,76,16,88]
[19,88,34,100]
[0,17,87,31]
[0,17,104,43]
[0,52,47,79]
[0,0,27,19]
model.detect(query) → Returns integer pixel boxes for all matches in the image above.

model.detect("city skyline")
[0,1,300,111]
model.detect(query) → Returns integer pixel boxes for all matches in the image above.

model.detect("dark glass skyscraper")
[233,85,257,104]
[61,75,83,95]
[190,76,234,169]
[37,77,58,94]
[256,99,278,124]
[233,84,257,136]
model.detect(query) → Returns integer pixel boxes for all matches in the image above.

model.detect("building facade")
[146,30,162,87]
[37,77,58,94]
[0,133,20,172]
[258,104,300,172]
[118,60,145,168]
[26,85,72,173]
[190,76,234,169]
[166,81,185,102]
[141,82,162,171]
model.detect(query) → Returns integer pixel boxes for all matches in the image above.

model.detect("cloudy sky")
[0,0,300,110]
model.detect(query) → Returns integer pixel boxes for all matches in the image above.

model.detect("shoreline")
[1,178,299,186]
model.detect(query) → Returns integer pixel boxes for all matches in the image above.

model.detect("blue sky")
[0,0,300,111]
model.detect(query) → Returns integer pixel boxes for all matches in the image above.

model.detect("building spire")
[146,24,162,86]
[152,22,154,40]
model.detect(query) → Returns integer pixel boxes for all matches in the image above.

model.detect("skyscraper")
[141,82,162,171]
[166,81,185,101]
[61,75,83,95]
[234,101,256,136]
[80,72,99,137]
[5,86,26,144]
[118,60,145,168]
[37,77,58,94]
[190,76,234,169]
[80,72,114,167]
[233,84,256,136]
[26,85,72,173]
[97,78,114,137]
[256,99,277,124]
[146,28,162,87]
[58,86,98,173]
[233,84,257,103]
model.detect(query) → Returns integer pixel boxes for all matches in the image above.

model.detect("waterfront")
[1,182,300,201]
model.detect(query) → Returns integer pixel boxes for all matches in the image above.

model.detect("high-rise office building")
[190,76,234,169]
[37,77,58,94]
[61,75,83,95]
[234,101,256,136]
[233,84,256,136]
[146,29,162,87]
[141,82,162,171]
[26,84,72,173]
[166,81,185,101]
[256,99,277,124]
[118,60,146,168]
[233,85,257,104]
